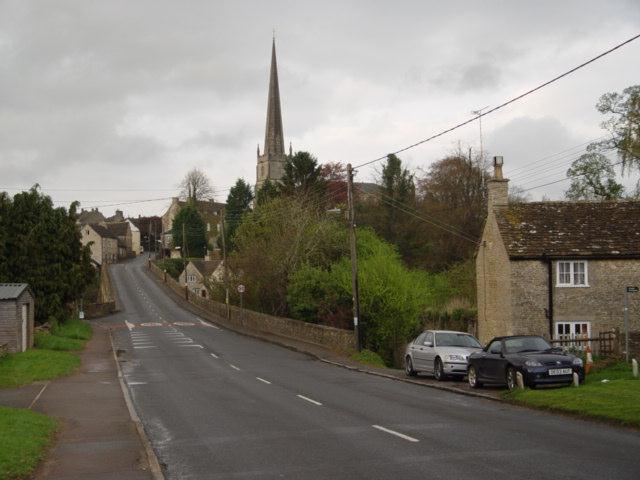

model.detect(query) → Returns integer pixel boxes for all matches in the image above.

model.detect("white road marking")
[134,346,157,349]
[210,353,219,359]
[179,344,203,348]
[229,364,241,371]
[371,425,419,443]
[256,377,271,384]
[173,321,195,326]
[128,381,147,386]
[125,321,135,331]
[199,319,220,329]
[28,382,50,409]
[296,394,322,406]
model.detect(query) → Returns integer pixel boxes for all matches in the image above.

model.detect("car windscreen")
[504,337,551,353]
[435,333,481,348]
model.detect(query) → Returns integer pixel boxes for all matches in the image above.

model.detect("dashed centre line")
[256,377,271,384]
[229,364,241,371]
[210,353,219,359]
[371,425,419,443]
[296,394,322,406]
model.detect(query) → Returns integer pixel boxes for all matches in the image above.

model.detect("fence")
[551,330,619,357]
[149,262,356,354]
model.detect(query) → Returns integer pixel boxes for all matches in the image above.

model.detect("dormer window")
[557,261,588,287]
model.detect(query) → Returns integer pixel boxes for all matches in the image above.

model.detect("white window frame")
[554,321,591,351]
[556,260,589,287]
[187,274,197,283]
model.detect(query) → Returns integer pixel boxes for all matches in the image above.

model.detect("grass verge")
[34,332,85,351]
[0,406,57,479]
[0,350,81,388]
[52,317,93,341]
[503,362,640,427]
[351,349,387,368]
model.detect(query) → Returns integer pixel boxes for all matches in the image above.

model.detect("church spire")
[264,37,284,157]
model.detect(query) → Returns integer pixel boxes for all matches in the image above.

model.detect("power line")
[520,159,625,193]
[353,32,640,170]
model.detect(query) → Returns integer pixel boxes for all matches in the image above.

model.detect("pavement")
[0,323,155,480]
[101,255,640,479]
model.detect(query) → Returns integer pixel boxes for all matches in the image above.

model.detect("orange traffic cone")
[585,345,593,374]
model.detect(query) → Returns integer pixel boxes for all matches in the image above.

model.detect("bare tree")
[179,168,215,202]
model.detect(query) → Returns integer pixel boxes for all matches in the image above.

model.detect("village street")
[105,256,640,480]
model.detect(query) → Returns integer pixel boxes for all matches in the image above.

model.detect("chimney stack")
[487,156,509,209]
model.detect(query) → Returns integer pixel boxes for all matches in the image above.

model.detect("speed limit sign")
[237,284,245,293]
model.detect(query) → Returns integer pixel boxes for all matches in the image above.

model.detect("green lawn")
[504,362,640,427]
[0,406,57,479]
[0,349,81,388]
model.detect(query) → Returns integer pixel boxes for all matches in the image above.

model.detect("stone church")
[256,38,292,191]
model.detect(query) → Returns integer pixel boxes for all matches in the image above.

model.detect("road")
[106,256,640,480]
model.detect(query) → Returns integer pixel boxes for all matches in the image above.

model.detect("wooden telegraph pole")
[346,163,362,351]
[220,209,230,319]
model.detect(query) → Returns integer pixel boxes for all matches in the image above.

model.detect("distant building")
[107,209,125,222]
[80,223,118,265]
[105,222,132,259]
[160,197,225,255]
[77,208,106,225]
[127,219,142,255]
[0,283,35,353]
[476,157,640,345]
[256,38,292,192]
[130,216,162,254]
[179,259,224,298]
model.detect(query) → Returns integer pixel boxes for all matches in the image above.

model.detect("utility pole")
[346,163,362,351]
[182,223,188,268]
[220,209,230,319]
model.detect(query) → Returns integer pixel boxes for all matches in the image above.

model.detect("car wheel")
[506,366,518,390]
[434,358,446,381]
[468,365,482,389]
[405,356,417,377]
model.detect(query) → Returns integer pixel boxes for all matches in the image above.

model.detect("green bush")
[52,317,92,340]
[422,308,477,334]
[351,349,387,368]
[155,259,185,280]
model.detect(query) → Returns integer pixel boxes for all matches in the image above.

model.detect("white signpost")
[624,286,638,362]
[237,285,245,322]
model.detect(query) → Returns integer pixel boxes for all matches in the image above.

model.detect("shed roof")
[494,201,640,258]
[0,283,30,300]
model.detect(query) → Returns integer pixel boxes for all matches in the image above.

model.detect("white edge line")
[210,353,219,358]
[372,425,419,443]
[296,394,322,406]
[28,382,49,409]
[134,346,157,349]
[229,364,241,371]
[179,344,204,348]
[256,377,271,384]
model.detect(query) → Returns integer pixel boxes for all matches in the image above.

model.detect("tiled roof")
[190,259,222,278]
[177,200,225,216]
[88,223,117,239]
[494,201,640,258]
[0,283,30,300]
[106,222,129,237]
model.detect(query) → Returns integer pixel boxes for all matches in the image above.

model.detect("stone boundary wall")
[149,262,355,353]
[85,264,117,318]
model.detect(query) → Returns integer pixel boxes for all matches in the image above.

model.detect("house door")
[21,304,28,352]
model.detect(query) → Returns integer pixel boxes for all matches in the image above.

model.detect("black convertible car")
[467,335,585,390]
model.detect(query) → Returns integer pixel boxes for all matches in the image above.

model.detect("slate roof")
[190,259,222,278]
[177,200,225,216]
[0,283,30,300]
[494,201,640,259]
[106,222,129,237]
[88,223,117,239]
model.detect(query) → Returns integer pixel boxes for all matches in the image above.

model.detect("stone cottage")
[476,156,640,348]
[179,259,224,298]
[80,223,118,265]
[161,198,225,254]
[106,222,132,259]
[0,284,35,353]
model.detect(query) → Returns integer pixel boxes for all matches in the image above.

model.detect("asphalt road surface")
[106,256,640,480]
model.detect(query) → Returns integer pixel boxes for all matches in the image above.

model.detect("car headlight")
[573,357,583,366]
[446,354,466,362]
[524,360,543,367]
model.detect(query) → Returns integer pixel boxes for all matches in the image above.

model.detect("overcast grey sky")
[1,0,639,217]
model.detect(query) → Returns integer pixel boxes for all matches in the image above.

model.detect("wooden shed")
[0,283,35,353]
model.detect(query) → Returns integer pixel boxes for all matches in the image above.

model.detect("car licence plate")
[548,368,572,376]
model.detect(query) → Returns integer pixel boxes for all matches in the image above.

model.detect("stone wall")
[510,259,549,338]
[150,261,356,353]
[476,209,513,343]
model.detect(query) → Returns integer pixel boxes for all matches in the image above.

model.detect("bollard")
[516,371,524,389]
[573,372,580,387]
[633,359,638,379]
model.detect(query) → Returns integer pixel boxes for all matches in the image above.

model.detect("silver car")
[405,330,482,381]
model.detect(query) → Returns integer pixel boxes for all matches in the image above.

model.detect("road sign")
[626,286,639,293]
[237,284,245,293]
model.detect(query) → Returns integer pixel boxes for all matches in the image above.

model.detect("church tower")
[256,38,289,191]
